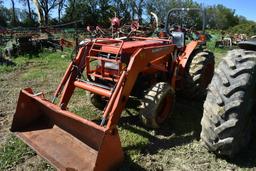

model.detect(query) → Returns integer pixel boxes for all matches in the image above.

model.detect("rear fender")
[174,41,200,89]
[177,41,200,69]
[177,41,200,72]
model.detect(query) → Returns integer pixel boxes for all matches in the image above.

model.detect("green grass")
[0,49,73,170]
[0,135,55,171]
[0,56,27,73]
[0,136,35,170]
[212,47,229,64]
[206,40,229,65]
[21,67,48,81]
[0,48,72,73]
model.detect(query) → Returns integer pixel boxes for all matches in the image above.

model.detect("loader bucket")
[11,88,123,171]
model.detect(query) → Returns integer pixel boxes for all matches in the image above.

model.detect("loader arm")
[56,43,176,130]
[58,46,88,109]
[52,45,89,104]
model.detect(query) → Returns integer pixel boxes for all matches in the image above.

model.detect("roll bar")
[165,8,206,36]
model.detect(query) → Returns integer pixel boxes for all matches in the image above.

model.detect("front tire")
[89,93,106,110]
[140,82,175,128]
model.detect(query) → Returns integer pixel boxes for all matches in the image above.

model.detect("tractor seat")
[172,31,185,48]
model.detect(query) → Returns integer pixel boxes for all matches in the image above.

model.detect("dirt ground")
[1,51,256,171]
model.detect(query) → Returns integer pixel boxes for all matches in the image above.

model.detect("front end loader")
[11,8,214,170]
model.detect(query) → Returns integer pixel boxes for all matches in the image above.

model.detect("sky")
[194,0,256,21]
[3,0,256,21]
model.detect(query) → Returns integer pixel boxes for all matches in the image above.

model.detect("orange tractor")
[11,8,214,170]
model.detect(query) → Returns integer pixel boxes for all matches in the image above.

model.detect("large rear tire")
[180,49,215,99]
[140,82,175,128]
[200,49,256,157]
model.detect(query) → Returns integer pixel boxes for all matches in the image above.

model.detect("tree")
[206,5,240,29]
[21,0,254,30]
[129,0,145,23]
[111,0,131,24]
[98,0,115,27]
[63,0,112,27]
[40,0,60,25]
[32,0,44,25]
[32,0,59,25]
[145,0,200,25]
[63,0,88,24]
[64,0,75,21]
[10,0,17,26]
[19,0,32,21]
[229,23,256,36]
[57,0,66,22]
[0,5,11,27]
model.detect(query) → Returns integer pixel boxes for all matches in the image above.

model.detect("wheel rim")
[200,61,214,89]
[156,93,174,124]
